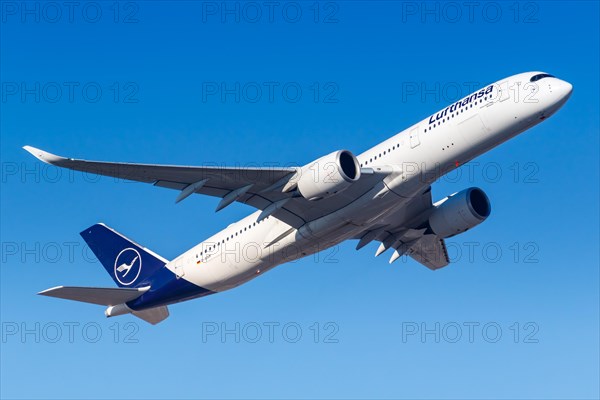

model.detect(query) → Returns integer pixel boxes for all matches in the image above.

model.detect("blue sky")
[1,1,598,399]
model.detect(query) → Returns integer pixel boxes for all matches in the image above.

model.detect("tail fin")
[81,223,168,288]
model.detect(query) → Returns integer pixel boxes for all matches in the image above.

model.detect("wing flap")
[408,235,450,270]
[353,188,450,270]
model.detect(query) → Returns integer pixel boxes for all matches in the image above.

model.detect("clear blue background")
[1,1,598,399]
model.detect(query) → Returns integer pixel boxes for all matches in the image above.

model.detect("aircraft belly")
[175,171,430,293]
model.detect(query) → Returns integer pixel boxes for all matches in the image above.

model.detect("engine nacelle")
[429,187,491,238]
[296,150,361,201]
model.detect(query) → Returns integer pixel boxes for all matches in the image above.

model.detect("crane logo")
[114,248,142,286]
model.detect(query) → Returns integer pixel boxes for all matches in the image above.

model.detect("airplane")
[24,71,572,324]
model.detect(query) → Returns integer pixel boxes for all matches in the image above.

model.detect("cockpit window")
[530,73,555,82]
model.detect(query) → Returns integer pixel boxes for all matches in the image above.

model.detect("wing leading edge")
[23,146,387,228]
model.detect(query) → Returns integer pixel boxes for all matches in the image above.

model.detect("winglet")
[38,286,65,296]
[22,145,66,165]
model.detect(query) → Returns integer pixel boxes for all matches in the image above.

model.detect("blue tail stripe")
[126,267,215,311]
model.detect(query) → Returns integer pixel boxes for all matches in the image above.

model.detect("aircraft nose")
[556,79,573,100]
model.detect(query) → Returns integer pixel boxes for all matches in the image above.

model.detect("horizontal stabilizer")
[38,286,148,306]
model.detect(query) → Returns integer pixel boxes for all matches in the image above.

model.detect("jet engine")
[296,150,361,201]
[428,187,491,238]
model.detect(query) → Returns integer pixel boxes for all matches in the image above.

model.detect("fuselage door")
[173,255,186,279]
[458,113,492,146]
[410,127,420,148]
[498,81,510,102]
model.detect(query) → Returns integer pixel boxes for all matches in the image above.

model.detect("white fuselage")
[166,72,572,295]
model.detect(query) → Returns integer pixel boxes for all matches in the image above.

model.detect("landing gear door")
[459,114,491,143]
[410,127,420,148]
